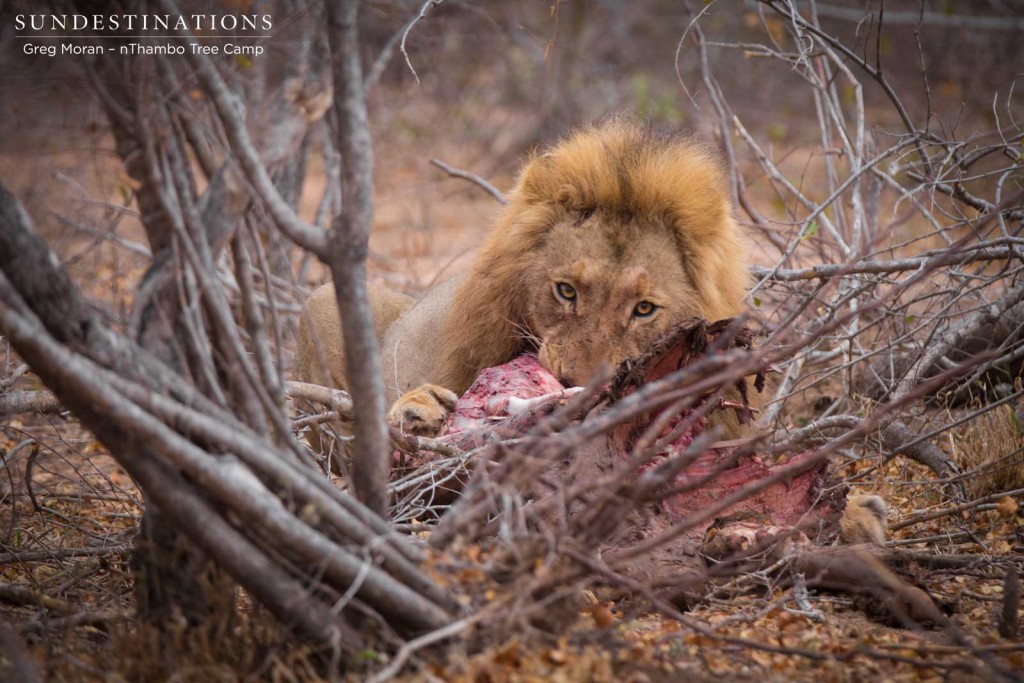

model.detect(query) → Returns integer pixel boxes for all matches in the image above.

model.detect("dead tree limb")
[0,391,62,417]
[324,0,392,517]
[0,184,456,643]
[787,546,946,627]
[0,584,77,615]
[892,279,1024,404]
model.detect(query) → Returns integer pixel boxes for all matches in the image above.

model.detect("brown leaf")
[996,496,1019,517]
[589,603,615,629]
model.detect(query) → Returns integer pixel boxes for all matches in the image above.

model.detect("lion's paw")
[387,384,458,437]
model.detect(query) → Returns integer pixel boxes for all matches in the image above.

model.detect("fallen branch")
[286,380,354,415]
[0,583,76,615]
[891,485,1024,531]
[0,390,62,417]
[0,545,130,564]
[787,546,945,627]
[19,610,128,635]
[777,414,961,481]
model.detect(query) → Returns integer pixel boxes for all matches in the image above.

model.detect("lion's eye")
[633,301,657,317]
[556,282,577,301]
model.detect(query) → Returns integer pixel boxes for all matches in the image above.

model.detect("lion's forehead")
[538,218,690,301]
[570,260,652,297]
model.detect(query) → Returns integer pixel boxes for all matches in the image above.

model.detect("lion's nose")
[559,357,617,389]
[557,367,592,389]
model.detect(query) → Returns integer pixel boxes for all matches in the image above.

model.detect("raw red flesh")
[423,347,838,542]
[441,354,566,435]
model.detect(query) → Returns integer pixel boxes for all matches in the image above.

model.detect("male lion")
[297,119,888,547]
[296,119,748,437]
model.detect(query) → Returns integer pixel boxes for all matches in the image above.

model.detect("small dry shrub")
[954,404,1024,499]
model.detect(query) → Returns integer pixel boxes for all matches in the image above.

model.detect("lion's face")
[438,120,748,395]
[523,211,701,387]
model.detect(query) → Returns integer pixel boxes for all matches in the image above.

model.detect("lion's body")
[296,119,748,435]
[379,275,466,401]
[295,280,414,390]
[295,118,886,543]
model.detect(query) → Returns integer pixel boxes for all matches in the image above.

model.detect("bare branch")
[400,0,450,84]
[155,0,328,254]
[0,390,62,417]
[429,158,509,205]
[323,0,393,518]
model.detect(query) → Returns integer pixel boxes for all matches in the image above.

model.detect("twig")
[750,246,1024,282]
[0,363,29,389]
[19,610,129,635]
[429,158,508,205]
[999,565,1019,639]
[366,616,472,683]
[892,486,1024,531]
[286,380,354,416]
[0,583,75,614]
[399,0,450,85]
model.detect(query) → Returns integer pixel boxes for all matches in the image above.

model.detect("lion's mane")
[438,119,748,393]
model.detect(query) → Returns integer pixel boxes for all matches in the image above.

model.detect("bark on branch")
[0,183,456,642]
[0,390,62,417]
[324,0,392,517]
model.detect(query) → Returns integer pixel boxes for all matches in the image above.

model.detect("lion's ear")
[517,153,558,204]
[518,155,592,216]
[555,184,582,210]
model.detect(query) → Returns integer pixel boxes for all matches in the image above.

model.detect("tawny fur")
[437,119,748,393]
[294,119,883,545]
[296,119,748,435]
[839,494,888,545]
[295,281,414,388]
[385,385,457,437]
[295,282,414,457]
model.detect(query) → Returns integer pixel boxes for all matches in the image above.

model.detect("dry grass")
[953,404,1024,500]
